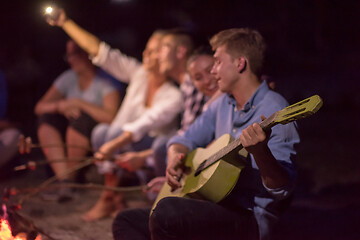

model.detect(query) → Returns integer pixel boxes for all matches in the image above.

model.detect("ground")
[0,165,153,240]
[2,157,360,240]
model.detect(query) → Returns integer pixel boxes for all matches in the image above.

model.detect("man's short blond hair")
[210,28,266,77]
[166,29,194,58]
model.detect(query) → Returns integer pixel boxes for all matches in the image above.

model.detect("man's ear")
[176,45,187,59]
[236,57,247,73]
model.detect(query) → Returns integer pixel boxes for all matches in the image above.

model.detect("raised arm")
[47,8,100,57]
[47,8,141,82]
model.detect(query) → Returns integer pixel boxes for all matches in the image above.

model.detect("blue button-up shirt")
[168,81,300,239]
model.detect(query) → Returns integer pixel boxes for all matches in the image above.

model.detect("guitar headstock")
[275,95,323,125]
[260,95,323,130]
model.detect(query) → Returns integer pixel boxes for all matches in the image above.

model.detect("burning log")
[1,203,42,240]
[1,187,54,240]
[0,203,59,240]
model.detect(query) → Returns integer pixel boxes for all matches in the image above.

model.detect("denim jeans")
[91,123,154,152]
[91,123,154,175]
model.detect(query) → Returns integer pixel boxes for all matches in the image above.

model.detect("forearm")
[62,19,100,56]
[76,100,117,123]
[137,148,153,159]
[102,131,133,155]
[252,146,290,189]
[34,101,59,115]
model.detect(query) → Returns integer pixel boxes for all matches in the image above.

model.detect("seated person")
[157,29,208,135]
[34,40,121,199]
[112,28,300,240]
[147,45,223,192]
[110,34,215,186]
[0,70,21,169]
[107,44,221,190]
[186,45,223,111]
[46,9,183,221]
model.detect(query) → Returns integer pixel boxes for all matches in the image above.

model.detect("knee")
[112,208,148,240]
[151,137,168,175]
[112,212,127,240]
[150,197,185,235]
[37,122,56,133]
[152,139,167,159]
[1,128,21,145]
[104,126,123,142]
[91,123,109,150]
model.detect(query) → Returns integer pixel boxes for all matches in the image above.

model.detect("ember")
[0,218,41,240]
[1,204,41,240]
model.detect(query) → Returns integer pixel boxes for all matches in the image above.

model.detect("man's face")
[188,55,218,97]
[142,35,161,71]
[158,35,178,75]
[211,45,239,93]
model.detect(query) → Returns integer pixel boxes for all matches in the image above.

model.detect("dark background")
[0,1,359,238]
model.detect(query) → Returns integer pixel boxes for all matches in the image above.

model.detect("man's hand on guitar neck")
[240,116,290,189]
[166,144,188,190]
[240,115,269,154]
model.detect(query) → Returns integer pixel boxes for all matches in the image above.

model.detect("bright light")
[45,7,53,15]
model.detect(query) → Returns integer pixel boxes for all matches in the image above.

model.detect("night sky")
[1,0,359,77]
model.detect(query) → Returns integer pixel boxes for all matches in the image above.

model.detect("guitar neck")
[195,112,278,175]
[203,138,244,169]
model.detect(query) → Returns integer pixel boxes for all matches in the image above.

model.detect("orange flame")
[0,218,41,240]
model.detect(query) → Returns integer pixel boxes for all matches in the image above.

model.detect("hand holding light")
[44,6,67,27]
[44,6,60,21]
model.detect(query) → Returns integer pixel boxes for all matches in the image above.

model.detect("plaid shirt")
[178,74,208,135]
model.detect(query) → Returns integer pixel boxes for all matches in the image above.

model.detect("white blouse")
[92,42,183,142]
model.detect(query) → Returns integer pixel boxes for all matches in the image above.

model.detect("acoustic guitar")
[151,95,323,213]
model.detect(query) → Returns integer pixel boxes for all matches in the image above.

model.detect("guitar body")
[151,134,246,213]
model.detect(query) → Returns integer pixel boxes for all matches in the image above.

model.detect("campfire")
[0,204,41,240]
[0,218,41,240]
